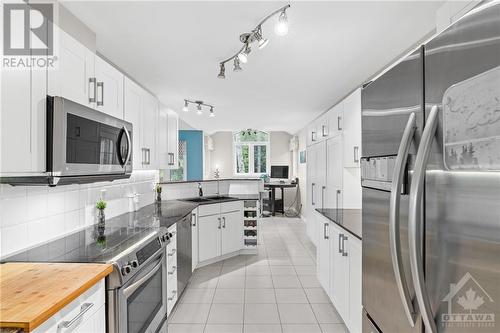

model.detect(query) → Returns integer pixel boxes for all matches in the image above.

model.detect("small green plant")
[155,184,162,193]
[96,199,107,210]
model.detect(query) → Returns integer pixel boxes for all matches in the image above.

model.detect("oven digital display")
[136,238,161,265]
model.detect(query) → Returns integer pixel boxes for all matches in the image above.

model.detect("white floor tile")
[319,323,349,333]
[213,288,245,303]
[282,324,322,333]
[270,266,297,276]
[245,275,274,289]
[303,288,330,304]
[167,324,205,333]
[298,275,321,288]
[277,304,317,324]
[218,275,246,289]
[204,324,243,333]
[243,324,282,333]
[275,289,308,304]
[170,303,211,324]
[310,304,343,324]
[207,304,244,324]
[181,288,216,303]
[245,289,276,304]
[244,303,280,324]
[272,275,302,289]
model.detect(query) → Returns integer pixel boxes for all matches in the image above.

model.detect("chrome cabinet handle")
[389,112,417,327]
[218,217,221,229]
[147,149,151,165]
[168,290,177,301]
[192,213,196,227]
[96,81,104,106]
[323,223,329,240]
[342,235,348,256]
[222,216,226,228]
[311,131,316,142]
[337,116,342,130]
[409,106,439,333]
[321,186,326,210]
[168,266,177,275]
[338,233,343,253]
[311,183,316,205]
[168,249,176,256]
[58,303,94,329]
[88,77,96,103]
[353,146,359,163]
[335,189,341,221]
[322,125,327,137]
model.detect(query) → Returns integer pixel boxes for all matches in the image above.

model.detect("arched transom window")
[233,130,270,176]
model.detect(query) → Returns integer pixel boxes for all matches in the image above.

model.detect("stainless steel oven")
[46,95,132,185]
[107,242,167,333]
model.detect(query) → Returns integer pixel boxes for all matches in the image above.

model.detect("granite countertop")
[160,178,263,184]
[315,208,362,240]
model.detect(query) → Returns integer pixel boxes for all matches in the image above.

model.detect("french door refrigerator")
[361,2,500,333]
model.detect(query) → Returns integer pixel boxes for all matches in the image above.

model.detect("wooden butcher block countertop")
[0,262,113,332]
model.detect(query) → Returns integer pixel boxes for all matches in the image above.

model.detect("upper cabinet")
[342,89,361,168]
[167,111,179,168]
[327,101,344,139]
[141,92,158,169]
[94,56,124,119]
[157,106,179,169]
[124,77,143,170]
[48,29,124,119]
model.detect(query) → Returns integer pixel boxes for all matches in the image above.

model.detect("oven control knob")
[161,234,167,242]
[121,265,131,276]
[130,260,139,268]
[168,232,173,239]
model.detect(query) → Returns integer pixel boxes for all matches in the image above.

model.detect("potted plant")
[96,199,107,226]
[155,183,162,202]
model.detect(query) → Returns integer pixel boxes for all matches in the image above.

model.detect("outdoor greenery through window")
[233,130,270,176]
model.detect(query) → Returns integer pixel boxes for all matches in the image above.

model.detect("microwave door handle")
[409,106,439,333]
[389,112,417,327]
[122,126,132,167]
[123,253,164,298]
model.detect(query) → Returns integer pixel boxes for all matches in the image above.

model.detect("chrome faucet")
[198,182,203,197]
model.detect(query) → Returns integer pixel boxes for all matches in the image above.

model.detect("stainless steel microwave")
[2,96,133,186]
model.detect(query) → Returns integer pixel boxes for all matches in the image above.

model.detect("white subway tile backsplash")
[64,210,81,232]
[27,194,47,221]
[1,196,27,227]
[64,190,80,211]
[46,191,65,216]
[1,222,28,255]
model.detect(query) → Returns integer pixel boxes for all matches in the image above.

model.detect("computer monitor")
[271,165,289,179]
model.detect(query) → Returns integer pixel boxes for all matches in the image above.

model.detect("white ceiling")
[62,1,444,134]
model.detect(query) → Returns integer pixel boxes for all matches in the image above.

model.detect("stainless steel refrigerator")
[361,2,500,333]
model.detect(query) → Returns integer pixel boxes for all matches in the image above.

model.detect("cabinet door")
[317,114,329,141]
[330,225,349,319]
[316,213,330,292]
[124,77,143,170]
[198,215,221,262]
[95,56,124,119]
[342,88,361,168]
[192,211,199,271]
[307,123,317,146]
[167,111,179,168]
[315,141,327,210]
[221,210,243,255]
[157,107,169,169]
[326,136,343,209]
[141,92,158,169]
[347,237,362,333]
[306,146,318,244]
[328,102,344,138]
[48,29,95,108]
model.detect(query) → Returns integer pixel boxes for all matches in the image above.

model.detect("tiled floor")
[168,216,349,333]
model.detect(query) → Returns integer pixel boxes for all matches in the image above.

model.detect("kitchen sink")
[181,195,239,203]
[181,197,214,203]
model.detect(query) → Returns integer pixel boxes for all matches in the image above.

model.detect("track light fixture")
[217,4,290,79]
[181,99,215,117]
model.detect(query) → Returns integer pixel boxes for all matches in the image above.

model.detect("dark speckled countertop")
[315,208,362,240]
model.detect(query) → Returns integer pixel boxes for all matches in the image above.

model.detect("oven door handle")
[123,253,164,298]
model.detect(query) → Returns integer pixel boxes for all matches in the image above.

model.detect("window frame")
[233,131,270,177]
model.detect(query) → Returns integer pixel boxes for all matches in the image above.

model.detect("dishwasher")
[176,213,192,297]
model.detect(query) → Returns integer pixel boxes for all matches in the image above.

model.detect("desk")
[264,182,297,216]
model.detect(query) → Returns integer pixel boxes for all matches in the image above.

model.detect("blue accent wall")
[179,130,203,181]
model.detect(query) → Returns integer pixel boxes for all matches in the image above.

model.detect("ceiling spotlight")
[217,63,225,79]
[196,103,202,115]
[233,57,242,71]
[182,99,215,118]
[255,27,269,50]
[209,107,215,117]
[238,44,251,64]
[274,10,288,36]
[182,100,189,112]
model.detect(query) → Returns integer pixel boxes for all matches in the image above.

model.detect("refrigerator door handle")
[389,112,417,327]
[409,105,439,333]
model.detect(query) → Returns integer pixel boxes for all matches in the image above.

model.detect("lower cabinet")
[33,280,106,333]
[315,211,362,333]
[197,202,244,265]
[166,224,178,316]
[191,211,199,271]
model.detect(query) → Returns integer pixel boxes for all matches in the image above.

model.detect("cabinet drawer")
[198,203,220,217]
[220,200,243,213]
[33,280,105,333]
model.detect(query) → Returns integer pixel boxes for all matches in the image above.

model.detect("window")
[233,130,270,176]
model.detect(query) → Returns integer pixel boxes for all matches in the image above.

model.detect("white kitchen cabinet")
[48,29,95,109]
[326,136,343,209]
[167,110,179,168]
[221,210,244,255]
[348,235,362,333]
[198,214,222,262]
[157,106,169,169]
[141,92,158,169]
[315,113,329,142]
[329,224,348,319]
[327,101,344,139]
[94,56,124,119]
[191,211,199,271]
[342,88,362,168]
[33,280,106,333]
[306,145,317,244]
[166,223,178,316]
[316,212,330,292]
[124,77,144,170]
